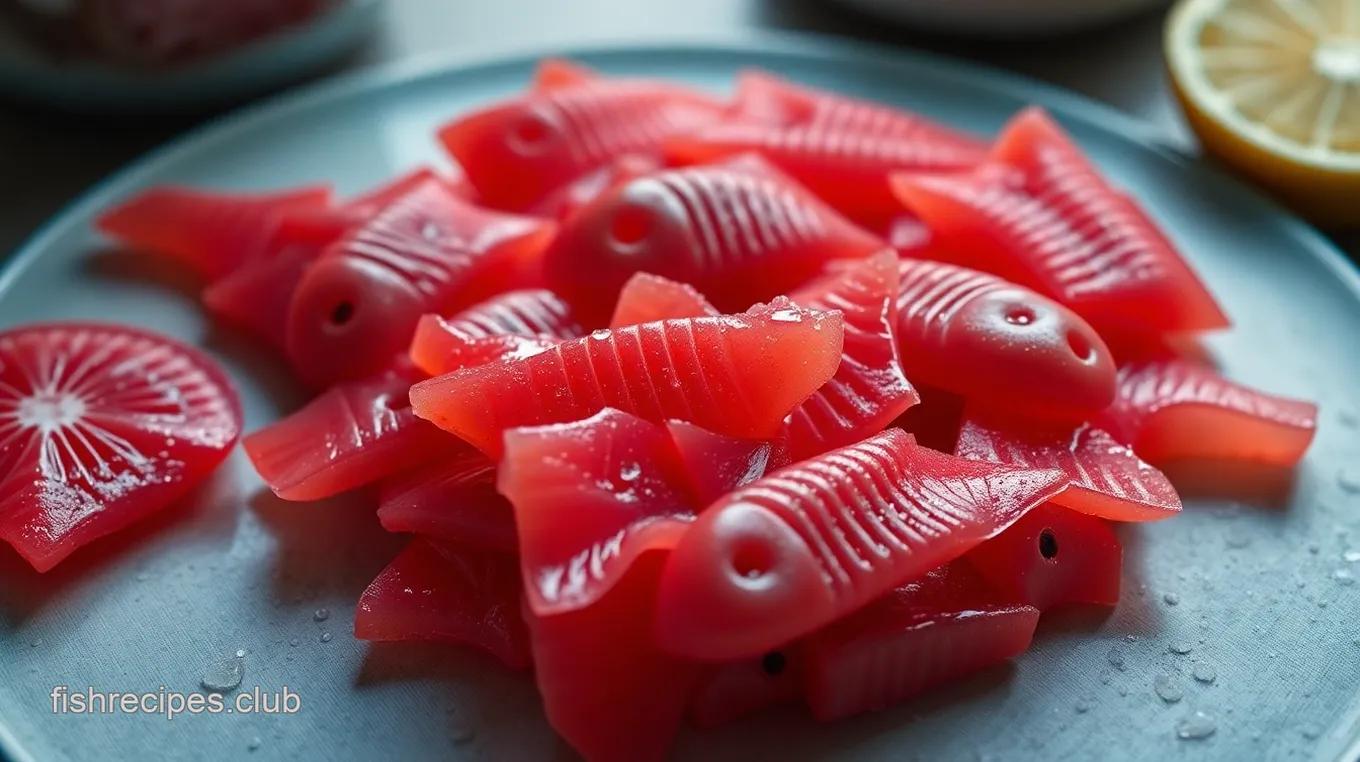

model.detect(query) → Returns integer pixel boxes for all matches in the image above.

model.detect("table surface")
[0,0,1354,259]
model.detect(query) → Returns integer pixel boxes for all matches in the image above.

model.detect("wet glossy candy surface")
[1105,360,1318,467]
[354,539,531,669]
[955,416,1181,522]
[895,258,1116,419]
[0,323,242,572]
[541,155,885,319]
[786,251,917,458]
[891,107,1229,336]
[410,299,845,458]
[655,428,1067,660]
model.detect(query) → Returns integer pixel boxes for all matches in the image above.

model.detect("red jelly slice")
[655,428,1067,660]
[438,80,723,212]
[498,408,694,616]
[355,539,531,670]
[666,420,789,507]
[965,502,1122,610]
[541,154,886,320]
[96,185,333,281]
[376,449,516,552]
[410,299,845,458]
[802,562,1039,721]
[896,258,1116,419]
[243,365,460,501]
[1105,361,1318,467]
[786,251,918,459]
[530,153,663,222]
[668,72,987,229]
[0,323,242,572]
[286,178,557,386]
[691,647,804,728]
[528,553,697,762]
[955,417,1180,523]
[891,107,1229,336]
[609,272,720,328]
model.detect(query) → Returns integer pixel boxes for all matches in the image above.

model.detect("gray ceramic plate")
[2,35,1359,762]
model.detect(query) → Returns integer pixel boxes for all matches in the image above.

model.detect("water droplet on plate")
[1225,530,1252,549]
[247,737,262,752]
[289,637,300,647]
[450,726,476,745]
[1301,724,1322,740]
[1155,675,1183,703]
[1163,592,1181,605]
[1169,642,1194,655]
[313,608,330,622]
[200,657,244,692]
[320,632,333,643]
[1175,712,1217,740]
[1334,569,1355,585]
[235,649,246,658]
[29,638,42,648]
[1107,646,1127,671]
[1308,543,1321,555]
[1075,696,1093,713]
[1345,550,1360,563]
[1192,663,1217,683]
[1340,467,1360,493]
[135,572,150,582]
[1339,408,1359,428]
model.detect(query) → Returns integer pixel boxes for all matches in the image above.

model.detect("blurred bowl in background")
[0,0,381,113]
[830,0,1170,36]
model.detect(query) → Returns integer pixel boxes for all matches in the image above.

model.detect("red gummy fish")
[499,408,695,617]
[438,74,723,212]
[0,323,242,572]
[354,539,531,670]
[785,251,919,459]
[410,299,845,458]
[895,258,1116,419]
[286,178,556,386]
[892,107,1229,336]
[655,428,1067,660]
[668,70,988,229]
[541,154,886,320]
[96,184,334,281]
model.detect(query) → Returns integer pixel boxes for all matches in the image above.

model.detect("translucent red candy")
[656,428,1067,660]
[410,299,844,458]
[891,107,1229,336]
[355,539,531,670]
[541,154,885,321]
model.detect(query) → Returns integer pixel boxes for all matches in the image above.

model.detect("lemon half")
[1166,0,1360,227]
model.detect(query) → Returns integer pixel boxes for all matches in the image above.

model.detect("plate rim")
[2,30,1359,762]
